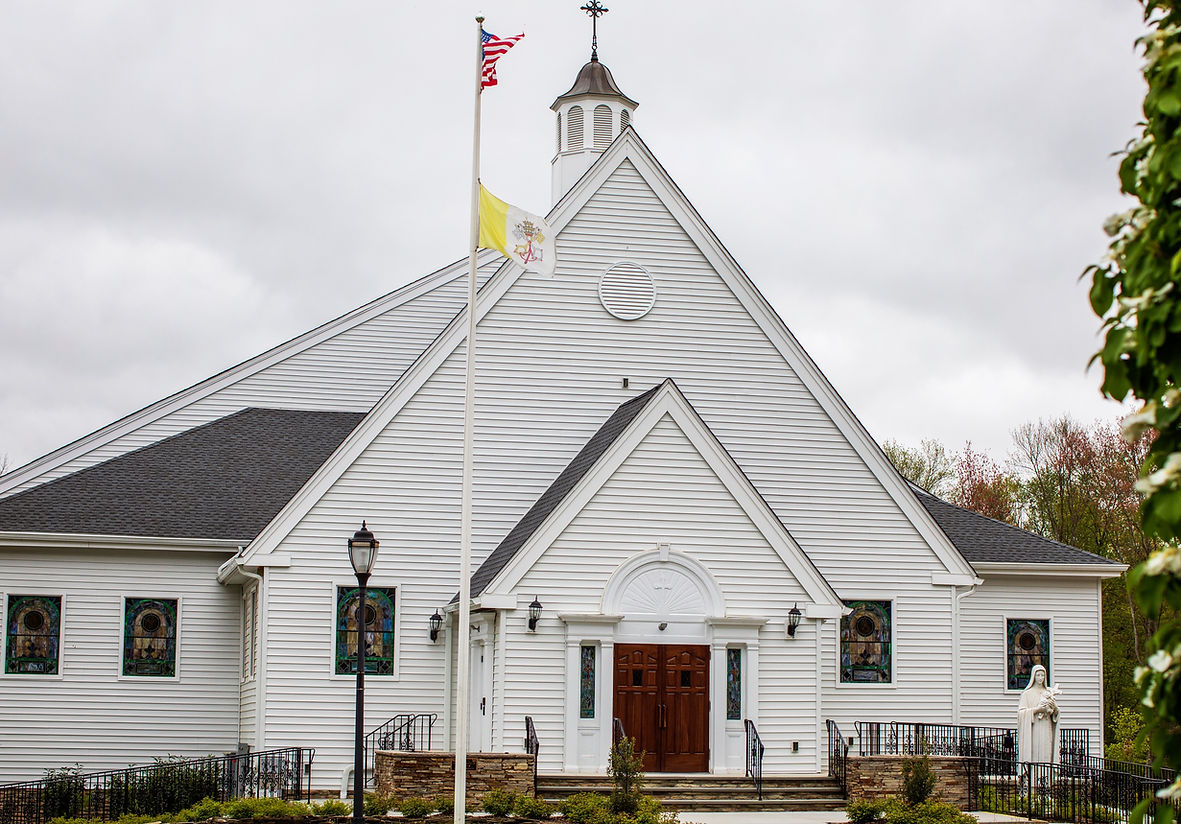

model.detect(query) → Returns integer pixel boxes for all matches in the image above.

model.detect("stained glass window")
[5,595,62,675]
[123,598,178,677]
[726,648,742,720]
[1007,618,1049,690]
[840,600,892,683]
[336,586,395,675]
[579,645,595,718]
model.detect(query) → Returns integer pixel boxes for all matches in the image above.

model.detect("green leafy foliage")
[1089,3,1181,813]
[311,798,353,816]
[173,796,225,821]
[481,788,518,816]
[846,798,888,823]
[42,765,84,821]
[433,793,455,814]
[222,796,308,819]
[1106,705,1151,763]
[512,794,554,819]
[396,796,433,818]
[884,800,975,824]
[363,792,395,816]
[607,737,645,815]
[561,792,612,824]
[900,753,937,806]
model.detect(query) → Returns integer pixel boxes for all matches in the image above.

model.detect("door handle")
[480,697,486,715]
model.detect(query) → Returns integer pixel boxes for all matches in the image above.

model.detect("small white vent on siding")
[556,112,562,152]
[594,104,612,148]
[567,106,584,150]
[621,108,630,130]
[598,262,656,321]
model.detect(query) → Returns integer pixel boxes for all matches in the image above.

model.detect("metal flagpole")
[454,14,484,824]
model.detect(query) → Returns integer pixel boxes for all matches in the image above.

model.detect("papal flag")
[478,184,556,277]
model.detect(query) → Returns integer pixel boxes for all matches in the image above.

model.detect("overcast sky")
[0,1,1149,474]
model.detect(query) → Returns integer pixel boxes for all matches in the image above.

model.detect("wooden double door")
[613,644,710,772]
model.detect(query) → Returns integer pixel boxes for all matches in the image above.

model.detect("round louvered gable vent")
[598,263,656,321]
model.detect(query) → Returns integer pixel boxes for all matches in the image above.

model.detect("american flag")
[481,29,524,88]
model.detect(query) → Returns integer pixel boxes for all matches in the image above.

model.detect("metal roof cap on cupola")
[550,2,638,202]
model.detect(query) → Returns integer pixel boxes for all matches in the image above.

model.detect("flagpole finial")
[580,0,608,60]
[476,15,484,23]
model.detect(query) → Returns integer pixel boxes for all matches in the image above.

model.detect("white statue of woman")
[1016,664,1060,764]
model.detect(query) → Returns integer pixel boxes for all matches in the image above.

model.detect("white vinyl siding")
[0,548,239,783]
[958,575,1103,754]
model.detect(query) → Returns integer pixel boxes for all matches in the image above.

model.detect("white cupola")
[550,54,638,203]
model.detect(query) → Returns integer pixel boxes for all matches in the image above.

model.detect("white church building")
[0,49,1122,788]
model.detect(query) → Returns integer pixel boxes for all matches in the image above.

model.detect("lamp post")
[348,521,379,823]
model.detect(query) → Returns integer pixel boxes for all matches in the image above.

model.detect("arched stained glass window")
[123,598,178,677]
[840,600,892,683]
[5,595,61,675]
[336,586,396,675]
[1007,618,1049,690]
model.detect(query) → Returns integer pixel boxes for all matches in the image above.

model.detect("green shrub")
[512,794,554,820]
[482,788,518,816]
[433,794,455,814]
[173,796,225,821]
[312,798,352,816]
[900,752,937,806]
[43,765,85,821]
[396,796,433,818]
[608,738,645,815]
[846,798,887,824]
[363,793,396,816]
[561,792,611,824]
[631,795,676,824]
[887,801,975,824]
[222,796,306,818]
[1105,706,1150,764]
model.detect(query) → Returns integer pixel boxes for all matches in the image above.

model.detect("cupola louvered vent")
[621,109,630,130]
[594,105,612,148]
[567,106,584,150]
[556,112,562,152]
[598,263,656,321]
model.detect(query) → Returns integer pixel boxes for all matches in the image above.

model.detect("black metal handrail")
[826,719,849,796]
[0,747,312,824]
[852,720,1089,766]
[363,712,436,787]
[973,751,1175,824]
[613,717,626,747]
[524,716,540,796]
[744,719,765,800]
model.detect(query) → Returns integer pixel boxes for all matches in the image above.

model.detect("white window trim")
[2,591,67,680]
[328,578,401,681]
[117,594,183,682]
[1002,614,1052,695]
[834,595,897,690]
[241,586,258,684]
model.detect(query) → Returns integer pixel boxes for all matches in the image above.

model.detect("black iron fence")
[853,721,1089,768]
[826,719,849,796]
[0,747,312,824]
[973,753,1175,824]
[363,712,436,787]
[744,719,765,801]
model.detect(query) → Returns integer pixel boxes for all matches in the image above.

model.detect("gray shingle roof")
[462,382,665,600]
[911,484,1120,566]
[0,409,364,541]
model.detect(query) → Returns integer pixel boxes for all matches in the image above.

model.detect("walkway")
[682,812,1030,824]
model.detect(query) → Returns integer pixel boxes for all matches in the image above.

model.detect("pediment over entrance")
[602,549,724,619]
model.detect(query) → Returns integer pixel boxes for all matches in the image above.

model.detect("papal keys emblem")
[512,219,546,266]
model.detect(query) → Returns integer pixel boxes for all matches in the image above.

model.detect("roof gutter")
[0,531,240,553]
[973,561,1127,579]
[217,550,292,585]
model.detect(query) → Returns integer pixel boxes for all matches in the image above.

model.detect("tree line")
[883,419,1171,759]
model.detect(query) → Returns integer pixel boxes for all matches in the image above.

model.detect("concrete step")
[536,774,845,813]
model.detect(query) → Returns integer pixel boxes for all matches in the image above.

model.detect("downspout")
[952,583,979,724]
[235,559,265,752]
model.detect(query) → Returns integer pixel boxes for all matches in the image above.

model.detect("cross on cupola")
[550,0,637,203]
[580,0,608,60]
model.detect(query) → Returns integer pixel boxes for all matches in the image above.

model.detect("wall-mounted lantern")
[787,603,803,638]
[429,609,443,643]
[527,597,543,632]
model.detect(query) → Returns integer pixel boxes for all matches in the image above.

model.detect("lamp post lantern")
[347,521,379,823]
